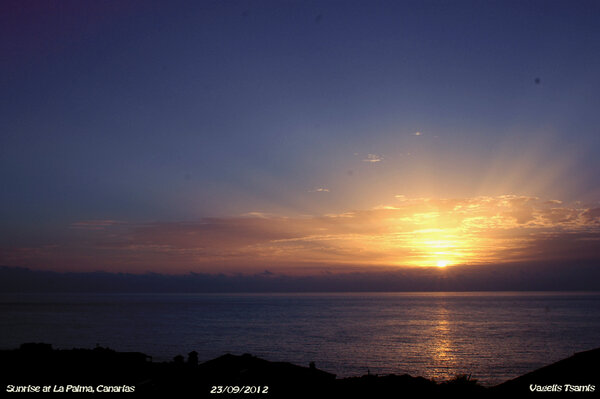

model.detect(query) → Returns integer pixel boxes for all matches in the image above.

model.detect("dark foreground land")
[1,343,598,398]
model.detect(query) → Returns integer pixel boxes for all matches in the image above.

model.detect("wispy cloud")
[69,220,123,230]
[240,212,274,219]
[363,153,383,163]
[310,187,330,192]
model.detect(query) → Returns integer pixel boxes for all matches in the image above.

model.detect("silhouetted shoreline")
[2,343,598,397]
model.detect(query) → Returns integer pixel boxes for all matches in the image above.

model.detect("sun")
[436,260,448,268]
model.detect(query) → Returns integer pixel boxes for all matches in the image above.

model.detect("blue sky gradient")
[2,1,599,275]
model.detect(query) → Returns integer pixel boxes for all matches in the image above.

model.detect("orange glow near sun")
[24,195,598,275]
[398,225,477,268]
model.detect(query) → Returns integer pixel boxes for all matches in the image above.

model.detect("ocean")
[1,291,599,386]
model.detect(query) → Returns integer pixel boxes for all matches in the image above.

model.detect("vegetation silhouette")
[2,343,598,397]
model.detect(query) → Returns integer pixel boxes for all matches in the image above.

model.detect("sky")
[1,0,600,280]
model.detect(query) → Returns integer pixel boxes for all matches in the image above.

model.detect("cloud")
[69,220,124,230]
[2,196,599,275]
[363,154,383,163]
[241,212,274,219]
[310,187,330,192]
[582,207,600,223]
[2,261,600,292]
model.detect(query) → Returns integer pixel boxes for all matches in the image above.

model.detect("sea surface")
[1,291,600,386]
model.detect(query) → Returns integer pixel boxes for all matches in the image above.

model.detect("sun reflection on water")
[427,304,459,381]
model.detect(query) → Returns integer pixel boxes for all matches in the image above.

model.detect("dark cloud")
[582,207,600,222]
[1,261,599,293]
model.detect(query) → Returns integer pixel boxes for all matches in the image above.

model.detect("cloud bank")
[1,261,599,292]
[1,196,599,276]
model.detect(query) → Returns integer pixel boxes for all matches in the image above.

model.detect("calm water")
[1,292,599,386]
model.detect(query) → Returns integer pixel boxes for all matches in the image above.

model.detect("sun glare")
[397,220,482,268]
